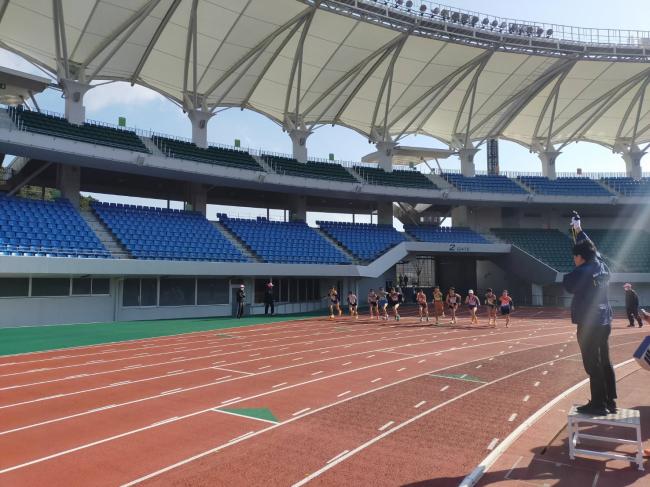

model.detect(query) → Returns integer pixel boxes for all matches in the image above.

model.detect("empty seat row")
[264,156,357,183]
[317,221,406,260]
[354,166,437,189]
[444,174,528,194]
[518,176,613,196]
[405,226,489,244]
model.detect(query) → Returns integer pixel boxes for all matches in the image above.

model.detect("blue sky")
[1,0,648,221]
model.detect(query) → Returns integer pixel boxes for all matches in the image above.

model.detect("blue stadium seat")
[444,174,528,194]
[601,177,650,196]
[405,226,489,244]
[318,221,406,260]
[92,203,248,262]
[518,176,613,196]
[220,216,350,264]
[0,195,110,258]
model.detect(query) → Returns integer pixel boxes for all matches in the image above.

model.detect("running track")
[0,308,645,486]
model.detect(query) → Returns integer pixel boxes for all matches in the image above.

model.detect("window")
[92,279,110,295]
[0,278,29,297]
[141,278,158,306]
[72,278,92,295]
[123,278,157,307]
[159,278,195,306]
[31,278,70,297]
[197,279,229,305]
[123,279,140,307]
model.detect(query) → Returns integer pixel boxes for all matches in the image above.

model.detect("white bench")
[568,405,644,471]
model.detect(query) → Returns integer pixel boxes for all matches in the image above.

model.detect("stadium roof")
[1,0,650,152]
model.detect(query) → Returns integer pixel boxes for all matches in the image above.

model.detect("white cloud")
[0,48,53,79]
[85,81,165,112]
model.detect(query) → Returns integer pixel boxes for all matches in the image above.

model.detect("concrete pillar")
[531,283,543,306]
[289,129,311,163]
[376,141,396,172]
[289,195,307,221]
[187,182,207,216]
[56,164,81,208]
[61,79,92,125]
[377,200,393,226]
[538,150,560,180]
[187,109,214,149]
[458,148,479,177]
[622,149,645,180]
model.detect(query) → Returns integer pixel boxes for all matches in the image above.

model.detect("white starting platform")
[568,405,644,471]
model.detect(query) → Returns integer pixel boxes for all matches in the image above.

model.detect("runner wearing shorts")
[432,286,444,325]
[347,291,358,319]
[484,288,498,327]
[446,287,462,325]
[367,289,379,319]
[416,289,429,323]
[377,287,389,321]
[389,287,401,321]
[465,289,480,325]
[499,290,514,327]
[328,286,342,320]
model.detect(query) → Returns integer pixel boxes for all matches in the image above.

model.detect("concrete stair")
[344,165,366,184]
[251,154,275,174]
[80,209,132,259]
[211,221,263,262]
[427,172,453,189]
[140,136,165,157]
[315,227,362,265]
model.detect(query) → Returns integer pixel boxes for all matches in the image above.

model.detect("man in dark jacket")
[264,281,275,316]
[624,283,643,328]
[236,284,246,319]
[563,216,616,416]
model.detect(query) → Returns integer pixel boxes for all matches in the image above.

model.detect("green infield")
[0,312,324,356]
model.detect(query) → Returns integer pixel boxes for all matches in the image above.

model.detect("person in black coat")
[623,283,643,328]
[236,284,246,319]
[563,216,616,416]
[264,281,275,316]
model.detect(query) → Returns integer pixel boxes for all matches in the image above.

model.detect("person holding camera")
[563,214,616,416]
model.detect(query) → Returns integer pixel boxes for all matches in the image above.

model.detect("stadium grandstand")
[1,0,650,485]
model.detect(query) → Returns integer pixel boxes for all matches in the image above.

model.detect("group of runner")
[326,285,514,327]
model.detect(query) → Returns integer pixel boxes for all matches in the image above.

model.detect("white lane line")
[414,401,426,408]
[523,395,530,402]
[292,357,304,361]
[542,370,548,375]
[475,365,482,369]
[487,438,499,451]
[418,359,426,364]
[110,381,131,387]
[366,355,375,358]
[151,416,179,427]
[272,382,288,388]
[125,365,142,369]
[211,367,254,376]
[534,381,540,387]
[101,332,615,487]
[378,421,394,431]
[160,388,183,395]
[508,413,517,422]
[229,431,255,443]
[311,371,324,376]
[292,408,311,416]
[397,367,406,372]
[166,370,184,374]
[440,385,449,392]
[171,357,186,361]
[337,390,351,397]
[341,361,352,366]
[320,351,330,354]
[326,450,350,464]
[249,353,261,357]
[221,397,242,405]
[371,378,382,383]
[87,404,116,413]
[258,365,271,370]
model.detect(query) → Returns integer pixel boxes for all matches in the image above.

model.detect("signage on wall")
[448,243,470,252]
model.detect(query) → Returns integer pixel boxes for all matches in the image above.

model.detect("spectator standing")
[264,281,275,316]
[624,283,643,328]
[236,284,246,319]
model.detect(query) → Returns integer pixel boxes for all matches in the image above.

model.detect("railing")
[354,0,650,48]
[1,244,111,258]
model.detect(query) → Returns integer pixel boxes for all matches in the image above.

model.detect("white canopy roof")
[1,0,649,152]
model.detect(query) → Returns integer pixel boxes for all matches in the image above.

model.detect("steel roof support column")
[375,139,396,172]
[615,140,646,180]
[286,116,312,163]
[187,109,213,149]
[537,150,561,180]
[458,147,479,177]
[61,79,92,125]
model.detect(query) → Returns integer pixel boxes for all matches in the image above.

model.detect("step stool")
[568,405,644,471]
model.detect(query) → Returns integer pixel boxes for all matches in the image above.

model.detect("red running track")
[0,307,645,486]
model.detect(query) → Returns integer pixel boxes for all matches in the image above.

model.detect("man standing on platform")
[624,283,643,328]
[563,215,616,416]
[236,284,246,319]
